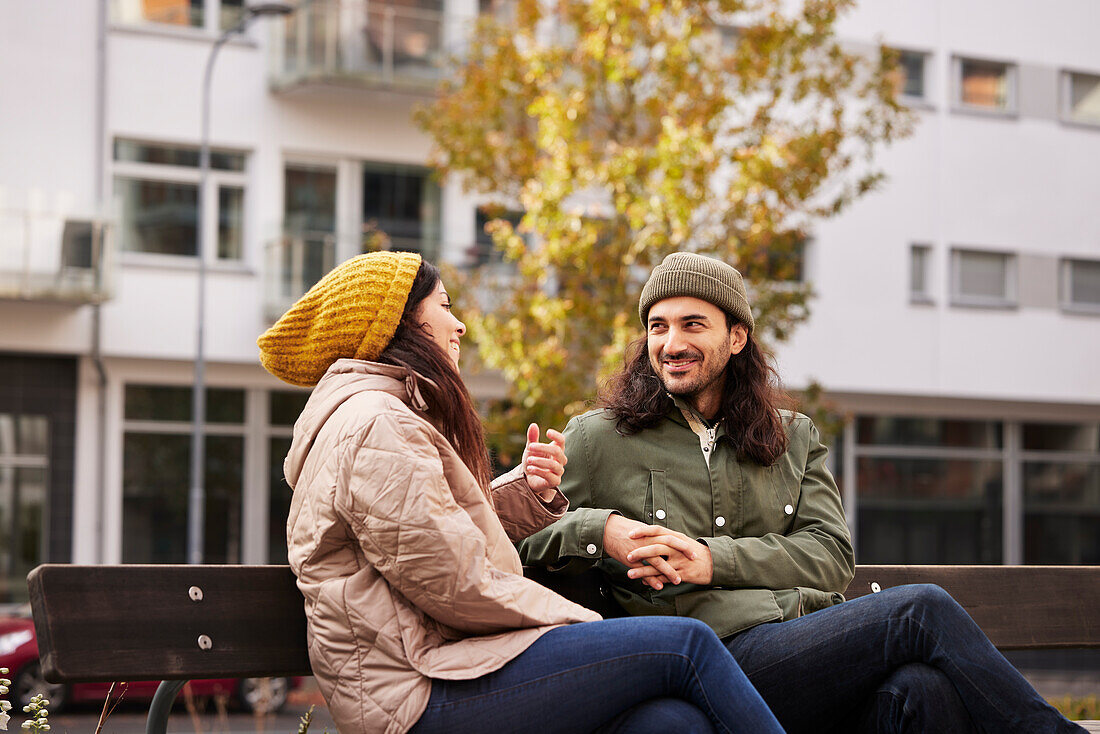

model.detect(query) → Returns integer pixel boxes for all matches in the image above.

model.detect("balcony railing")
[0,208,115,304]
[271,1,458,93]
[264,229,441,319]
[264,231,338,320]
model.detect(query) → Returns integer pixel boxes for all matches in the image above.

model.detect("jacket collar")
[283,359,439,488]
[324,358,437,412]
[667,393,727,439]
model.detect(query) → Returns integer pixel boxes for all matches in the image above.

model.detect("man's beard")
[653,347,730,400]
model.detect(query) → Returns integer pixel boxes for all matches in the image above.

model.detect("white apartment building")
[1,0,1098,610]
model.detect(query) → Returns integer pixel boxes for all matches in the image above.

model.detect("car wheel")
[237,676,289,714]
[13,660,68,713]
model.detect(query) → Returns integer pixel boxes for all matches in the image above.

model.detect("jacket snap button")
[586,543,598,555]
[784,504,794,515]
[655,509,666,520]
[714,516,725,527]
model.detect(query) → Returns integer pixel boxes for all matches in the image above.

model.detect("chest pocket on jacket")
[740,463,800,537]
[641,470,667,526]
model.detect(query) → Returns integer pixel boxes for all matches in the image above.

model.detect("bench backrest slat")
[28,563,1100,685]
[28,564,312,682]
[847,565,1100,650]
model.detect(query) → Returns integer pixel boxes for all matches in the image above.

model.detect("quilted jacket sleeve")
[336,412,600,635]
[490,465,569,542]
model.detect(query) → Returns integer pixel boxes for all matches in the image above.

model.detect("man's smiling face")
[646,296,747,416]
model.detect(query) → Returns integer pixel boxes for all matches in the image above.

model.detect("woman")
[258,252,784,734]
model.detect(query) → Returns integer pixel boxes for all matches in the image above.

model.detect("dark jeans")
[724,583,1085,734]
[410,616,783,734]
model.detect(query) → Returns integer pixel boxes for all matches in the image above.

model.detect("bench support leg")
[145,679,188,734]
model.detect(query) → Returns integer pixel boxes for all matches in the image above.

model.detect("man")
[520,252,1083,733]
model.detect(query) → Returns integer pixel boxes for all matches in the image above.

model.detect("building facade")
[0,0,1098,607]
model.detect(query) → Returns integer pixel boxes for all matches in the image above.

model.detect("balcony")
[264,231,338,320]
[264,228,441,320]
[270,1,456,94]
[0,208,115,305]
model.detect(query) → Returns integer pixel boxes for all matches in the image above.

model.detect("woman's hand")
[522,423,567,500]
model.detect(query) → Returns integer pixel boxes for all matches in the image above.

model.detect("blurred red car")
[0,610,299,713]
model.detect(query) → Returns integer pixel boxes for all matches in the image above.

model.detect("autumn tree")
[416,0,912,459]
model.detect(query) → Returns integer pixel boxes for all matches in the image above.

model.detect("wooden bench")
[28,564,1100,733]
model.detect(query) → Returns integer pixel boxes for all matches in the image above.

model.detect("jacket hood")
[283,358,436,488]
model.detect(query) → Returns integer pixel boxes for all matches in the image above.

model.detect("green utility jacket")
[518,403,855,639]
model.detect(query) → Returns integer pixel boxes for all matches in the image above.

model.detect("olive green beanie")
[638,252,754,333]
[257,251,422,386]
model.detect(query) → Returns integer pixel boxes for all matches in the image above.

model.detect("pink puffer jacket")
[284,359,600,733]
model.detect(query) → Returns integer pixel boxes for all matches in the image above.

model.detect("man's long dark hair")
[377,260,492,489]
[599,323,791,466]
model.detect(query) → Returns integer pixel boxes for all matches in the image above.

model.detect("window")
[110,0,245,33]
[1064,71,1100,125]
[362,161,440,260]
[951,248,1016,307]
[0,414,49,604]
[1022,422,1100,565]
[857,417,1002,449]
[275,164,338,307]
[473,206,527,266]
[910,244,932,303]
[894,50,929,102]
[268,391,309,564]
[113,140,247,260]
[740,236,806,283]
[854,418,1004,565]
[955,57,1016,113]
[1061,258,1100,311]
[122,385,245,564]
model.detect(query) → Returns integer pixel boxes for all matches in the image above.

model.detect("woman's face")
[414,280,466,368]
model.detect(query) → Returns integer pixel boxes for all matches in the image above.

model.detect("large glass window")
[858,457,1003,564]
[121,385,245,564]
[853,417,1003,564]
[113,139,248,261]
[0,415,49,604]
[362,161,440,259]
[1023,422,1100,565]
[278,164,338,301]
[267,391,309,565]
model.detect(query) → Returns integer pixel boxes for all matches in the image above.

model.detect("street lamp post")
[188,2,294,566]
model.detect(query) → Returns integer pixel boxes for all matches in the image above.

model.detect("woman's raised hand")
[521,423,567,499]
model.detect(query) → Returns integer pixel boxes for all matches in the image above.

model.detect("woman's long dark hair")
[377,261,492,488]
[599,326,792,466]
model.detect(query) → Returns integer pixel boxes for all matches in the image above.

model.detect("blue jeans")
[410,617,784,734]
[724,584,1085,734]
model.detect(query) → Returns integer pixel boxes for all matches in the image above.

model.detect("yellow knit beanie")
[257,251,422,386]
